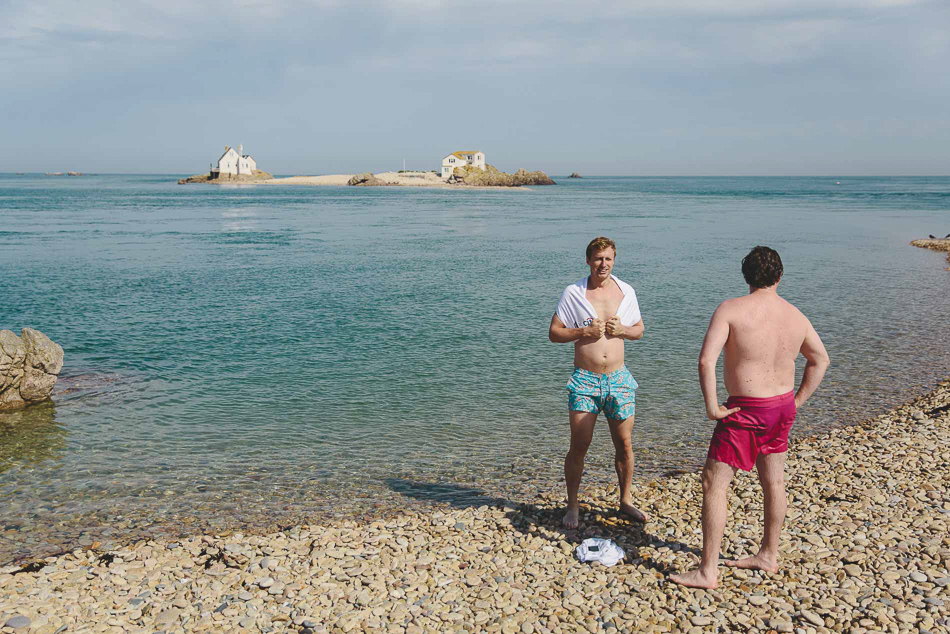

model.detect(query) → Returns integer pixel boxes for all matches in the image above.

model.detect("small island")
[179,146,554,188]
[568,172,582,178]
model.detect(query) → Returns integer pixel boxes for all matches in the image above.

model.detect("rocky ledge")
[448,165,555,187]
[178,170,273,184]
[2,376,948,633]
[0,329,63,411]
[911,238,950,269]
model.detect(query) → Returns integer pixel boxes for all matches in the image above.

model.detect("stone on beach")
[346,172,385,186]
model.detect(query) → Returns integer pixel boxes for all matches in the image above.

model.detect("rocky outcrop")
[178,170,273,184]
[448,165,556,187]
[568,172,582,178]
[910,238,950,269]
[346,172,387,187]
[0,329,64,410]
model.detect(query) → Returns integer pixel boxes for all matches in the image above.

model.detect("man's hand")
[706,403,741,421]
[605,316,625,337]
[584,319,606,339]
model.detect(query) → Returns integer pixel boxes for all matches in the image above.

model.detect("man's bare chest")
[586,286,623,319]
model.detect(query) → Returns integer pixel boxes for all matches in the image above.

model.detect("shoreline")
[2,378,948,632]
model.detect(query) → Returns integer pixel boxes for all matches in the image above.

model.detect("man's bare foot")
[723,553,778,573]
[670,568,719,589]
[619,501,649,523]
[563,505,580,529]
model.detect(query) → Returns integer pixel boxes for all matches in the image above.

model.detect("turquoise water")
[1,174,949,562]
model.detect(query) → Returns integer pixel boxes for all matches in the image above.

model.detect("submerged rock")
[0,328,63,410]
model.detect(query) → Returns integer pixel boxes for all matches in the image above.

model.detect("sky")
[2,0,949,175]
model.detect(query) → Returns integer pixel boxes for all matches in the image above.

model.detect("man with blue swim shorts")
[549,237,648,529]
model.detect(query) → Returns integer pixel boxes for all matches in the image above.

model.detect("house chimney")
[238,144,243,157]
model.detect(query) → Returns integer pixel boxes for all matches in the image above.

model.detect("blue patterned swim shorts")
[566,366,638,421]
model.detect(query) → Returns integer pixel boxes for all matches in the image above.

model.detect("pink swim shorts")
[707,391,796,471]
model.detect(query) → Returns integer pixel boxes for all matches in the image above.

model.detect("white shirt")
[556,275,641,329]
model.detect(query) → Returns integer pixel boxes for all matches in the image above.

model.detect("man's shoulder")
[717,296,744,311]
[611,275,634,293]
[558,278,585,299]
[562,277,587,292]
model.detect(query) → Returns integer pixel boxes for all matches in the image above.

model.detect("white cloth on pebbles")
[575,538,625,567]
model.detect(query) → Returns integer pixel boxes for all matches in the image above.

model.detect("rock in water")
[568,172,582,178]
[451,164,555,186]
[0,328,63,410]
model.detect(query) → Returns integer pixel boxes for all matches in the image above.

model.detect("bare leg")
[670,458,736,589]
[724,451,786,573]
[607,416,648,522]
[564,411,596,529]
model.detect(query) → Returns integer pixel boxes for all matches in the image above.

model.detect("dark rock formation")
[0,329,64,410]
[568,172,582,178]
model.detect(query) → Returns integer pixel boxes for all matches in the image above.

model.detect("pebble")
[911,571,928,582]
[4,615,31,630]
[257,577,274,588]
[800,609,824,626]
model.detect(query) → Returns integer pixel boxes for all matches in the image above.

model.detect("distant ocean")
[1,174,949,562]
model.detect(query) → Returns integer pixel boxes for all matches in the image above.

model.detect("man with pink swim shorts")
[671,246,830,589]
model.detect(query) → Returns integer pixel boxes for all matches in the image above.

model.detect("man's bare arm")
[606,316,644,340]
[549,314,604,343]
[794,321,830,409]
[699,305,741,420]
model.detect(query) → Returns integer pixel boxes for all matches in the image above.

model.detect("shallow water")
[1,174,949,562]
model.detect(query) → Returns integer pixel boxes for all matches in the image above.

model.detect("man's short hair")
[742,246,783,288]
[586,236,617,261]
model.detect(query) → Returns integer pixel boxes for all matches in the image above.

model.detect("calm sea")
[1,174,949,562]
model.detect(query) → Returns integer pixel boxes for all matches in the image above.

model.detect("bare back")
[719,292,809,397]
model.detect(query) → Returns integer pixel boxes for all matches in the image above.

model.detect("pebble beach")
[2,377,948,634]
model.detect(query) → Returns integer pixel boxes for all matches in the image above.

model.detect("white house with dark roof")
[212,144,257,177]
[441,151,485,179]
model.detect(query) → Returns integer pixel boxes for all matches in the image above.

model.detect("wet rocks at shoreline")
[0,329,63,411]
[911,237,950,268]
[2,379,948,632]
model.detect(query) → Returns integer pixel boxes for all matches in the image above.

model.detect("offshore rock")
[0,328,63,410]
[347,172,386,186]
[568,172,582,178]
[910,237,950,269]
[178,170,273,184]
[451,164,555,187]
